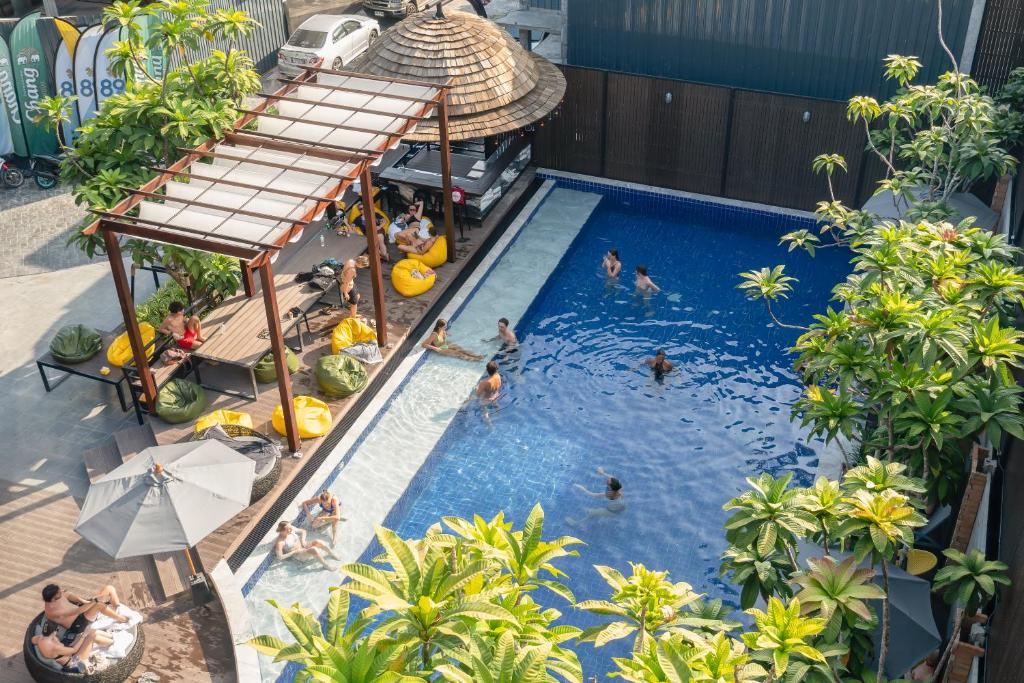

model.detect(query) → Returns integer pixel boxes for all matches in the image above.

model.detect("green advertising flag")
[10,11,58,156]
[0,32,28,157]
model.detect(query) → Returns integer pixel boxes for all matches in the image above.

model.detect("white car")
[278,14,380,76]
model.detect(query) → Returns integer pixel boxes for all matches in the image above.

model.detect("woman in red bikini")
[159,301,207,349]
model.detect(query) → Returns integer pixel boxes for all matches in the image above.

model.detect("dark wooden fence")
[534,66,881,212]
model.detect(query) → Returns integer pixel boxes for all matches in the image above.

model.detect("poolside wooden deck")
[0,171,536,682]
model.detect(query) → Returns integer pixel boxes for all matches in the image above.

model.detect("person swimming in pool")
[602,249,622,278]
[482,317,518,349]
[422,319,485,361]
[567,467,625,527]
[635,265,660,293]
[644,349,674,380]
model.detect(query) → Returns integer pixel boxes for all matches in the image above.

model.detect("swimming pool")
[239,175,849,680]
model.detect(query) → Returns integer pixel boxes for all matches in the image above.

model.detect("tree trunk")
[877,561,891,682]
[934,611,966,679]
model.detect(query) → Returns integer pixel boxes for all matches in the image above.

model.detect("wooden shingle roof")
[350,9,565,141]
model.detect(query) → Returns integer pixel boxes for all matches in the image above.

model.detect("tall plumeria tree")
[36,0,259,300]
[737,53,1024,504]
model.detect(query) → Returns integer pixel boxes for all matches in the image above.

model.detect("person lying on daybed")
[43,583,129,635]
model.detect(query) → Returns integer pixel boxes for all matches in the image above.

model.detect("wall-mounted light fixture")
[802,110,812,123]
[665,92,673,104]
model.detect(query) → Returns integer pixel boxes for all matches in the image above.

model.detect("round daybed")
[155,379,206,424]
[105,324,156,367]
[50,325,102,364]
[273,396,332,439]
[253,348,299,384]
[331,318,377,354]
[316,355,368,398]
[391,259,436,298]
[406,235,447,269]
[194,409,253,433]
[23,613,145,683]
[193,424,281,503]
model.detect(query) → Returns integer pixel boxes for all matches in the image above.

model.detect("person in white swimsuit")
[273,521,339,570]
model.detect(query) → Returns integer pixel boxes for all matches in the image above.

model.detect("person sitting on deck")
[32,621,113,674]
[159,302,207,350]
[301,490,343,546]
[274,521,339,570]
[422,319,484,361]
[42,583,129,639]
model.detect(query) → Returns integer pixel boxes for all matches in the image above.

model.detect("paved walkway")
[0,261,237,681]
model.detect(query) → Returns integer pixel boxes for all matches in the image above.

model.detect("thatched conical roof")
[349,8,565,141]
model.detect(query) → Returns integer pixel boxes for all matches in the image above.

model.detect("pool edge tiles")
[237,183,603,681]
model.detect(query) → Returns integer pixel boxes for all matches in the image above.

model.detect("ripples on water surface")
[351,190,846,677]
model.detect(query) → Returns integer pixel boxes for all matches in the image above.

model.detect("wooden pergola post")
[360,164,388,347]
[437,90,456,263]
[258,258,300,453]
[102,228,158,406]
[240,262,255,297]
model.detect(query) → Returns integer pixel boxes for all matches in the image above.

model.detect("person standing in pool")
[483,317,518,348]
[567,467,626,527]
[476,360,502,404]
[602,250,622,278]
[422,319,485,361]
[644,349,674,380]
[635,265,660,293]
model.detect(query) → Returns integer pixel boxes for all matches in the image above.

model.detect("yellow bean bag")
[406,235,447,269]
[331,317,378,354]
[106,323,157,367]
[346,203,390,235]
[391,259,436,298]
[272,395,333,439]
[194,409,254,433]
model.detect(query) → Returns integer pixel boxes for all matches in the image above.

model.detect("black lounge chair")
[23,613,145,683]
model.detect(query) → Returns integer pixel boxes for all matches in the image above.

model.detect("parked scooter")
[1,155,24,188]
[30,153,62,189]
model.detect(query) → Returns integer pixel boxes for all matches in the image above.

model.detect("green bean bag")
[49,324,102,364]
[316,354,368,398]
[156,379,207,424]
[254,348,299,384]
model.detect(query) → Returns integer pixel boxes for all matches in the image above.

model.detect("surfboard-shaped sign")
[73,24,102,123]
[93,25,127,109]
[0,33,27,157]
[10,11,58,156]
[37,16,80,147]
[52,20,80,145]
[135,13,166,82]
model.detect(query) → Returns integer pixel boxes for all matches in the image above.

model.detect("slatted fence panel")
[532,65,605,176]
[602,73,730,195]
[972,0,1024,91]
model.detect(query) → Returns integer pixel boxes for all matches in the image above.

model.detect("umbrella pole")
[184,547,198,577]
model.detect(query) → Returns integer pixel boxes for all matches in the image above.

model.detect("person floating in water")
[422,319,485,361]
[602,249,622,278]
[634,265,660,293]
[645,349,674,380]
[476,360,502,405]
[567,467,626,526]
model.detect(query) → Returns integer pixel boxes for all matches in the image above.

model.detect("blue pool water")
[346,181,850,676]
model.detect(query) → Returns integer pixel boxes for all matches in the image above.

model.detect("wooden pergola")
[86,68,456,453]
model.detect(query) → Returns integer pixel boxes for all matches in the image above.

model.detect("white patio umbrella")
[75,441,256,572]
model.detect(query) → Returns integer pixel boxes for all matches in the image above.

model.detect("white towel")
[91,604,143,632]
[99,630,135,660]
